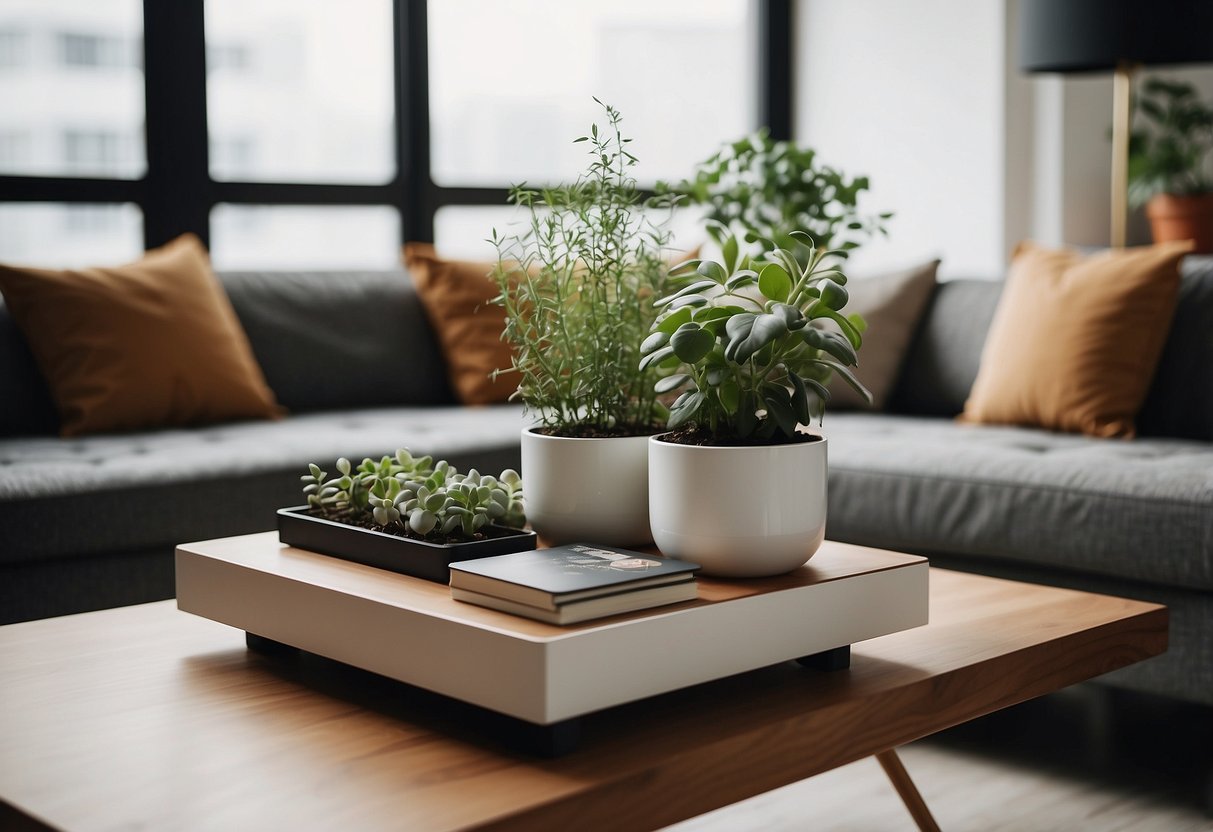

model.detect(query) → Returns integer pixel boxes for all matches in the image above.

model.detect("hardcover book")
[449,544,700,610]
[451,580,699,625]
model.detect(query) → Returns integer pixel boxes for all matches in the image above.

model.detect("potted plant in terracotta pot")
[491,101,675,545]
[642,229,869,577]
[1129,76,1213,253]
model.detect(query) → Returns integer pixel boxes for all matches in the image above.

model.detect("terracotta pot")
[1145,192,1213,253]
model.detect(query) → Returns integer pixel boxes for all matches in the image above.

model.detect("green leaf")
[639,345,676,371]
[655,374,692,394]
[818,278,849,310]
[769,303,806,330]
[656,306,693,334]
[641,330,669,355]
[725,270,758,290]
[722,235,739,273]
[735,392,757,436]
[669,294,710,310]
[725,312,788,363]
[801,327,858,365]
[667,390,705,428]
[758,263,792,302]
[697,261,727,283]
[654,279,718,307]
[763,387,799,438]
[788,372,812,424]
[671,324,716,363]
[809,302,863,349]
[815,358,872,404]
[718,378,740,412]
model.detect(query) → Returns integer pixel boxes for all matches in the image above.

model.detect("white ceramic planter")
[648,434,827,577]
[520,428,652,546]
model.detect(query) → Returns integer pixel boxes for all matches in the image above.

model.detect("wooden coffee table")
[0,554,1166,831]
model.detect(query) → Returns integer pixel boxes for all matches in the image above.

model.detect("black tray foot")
[246,632,299,656]
[499,717,582,758]
[796,644,851,672]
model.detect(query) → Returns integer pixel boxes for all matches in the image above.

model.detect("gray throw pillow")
[827,260,940,410]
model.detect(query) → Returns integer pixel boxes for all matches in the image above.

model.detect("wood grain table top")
[0,565,1166,832]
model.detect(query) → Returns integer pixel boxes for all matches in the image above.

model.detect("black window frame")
[0,0,793,253]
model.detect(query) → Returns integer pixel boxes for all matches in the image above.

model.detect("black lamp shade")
[1019,0,1213,73]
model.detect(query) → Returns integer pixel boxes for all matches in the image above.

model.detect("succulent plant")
[300,449,525,542]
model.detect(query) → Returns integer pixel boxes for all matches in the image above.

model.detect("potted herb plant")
[641,229,870,577]
[491,101,674,545]
[1129,76,1213,253]
[278,449,535,583]
[667,128,891,264]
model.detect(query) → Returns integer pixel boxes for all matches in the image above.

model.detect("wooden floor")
[668,687,1213,831]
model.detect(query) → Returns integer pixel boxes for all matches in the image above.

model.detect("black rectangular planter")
[277,507,538,584]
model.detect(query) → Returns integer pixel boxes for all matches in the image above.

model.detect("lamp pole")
[1110,61,1138,248]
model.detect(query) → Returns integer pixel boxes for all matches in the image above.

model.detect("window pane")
[429,0,755,187]
[209,204,401,270]
[0,203,143,267]
[434,204,711,262]
[0,0,145,178]
[206,0,395,184]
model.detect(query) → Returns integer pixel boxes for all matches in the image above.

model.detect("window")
[0,1,787,265]
[0,203,142,267]
[0,30,27,69]
[0,0,145,179]
[205,0,395,184]
[209,205,401,270]
[57,32,133,68]
[428,0,755,187]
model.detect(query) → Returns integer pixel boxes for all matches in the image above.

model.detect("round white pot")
[520,428,652,546]
[648,434,827,577]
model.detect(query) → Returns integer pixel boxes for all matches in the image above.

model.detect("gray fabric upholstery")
[0,299,58,437]
[887,279,1002,416]
[0,405,524,566]
[219,269,454,412]
[823,413,1213,591]
[1138,255,1213,441]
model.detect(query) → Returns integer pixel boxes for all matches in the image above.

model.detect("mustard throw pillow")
[403,243,517,406]
[961,241,1192,438]
[0,234,281,436]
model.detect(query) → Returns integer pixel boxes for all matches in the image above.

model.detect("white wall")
[795,0,1005,279]
[796,0,1213,278]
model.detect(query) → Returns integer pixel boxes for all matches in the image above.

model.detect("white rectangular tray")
[176,532,928,725]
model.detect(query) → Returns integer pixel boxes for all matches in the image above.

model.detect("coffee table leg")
[876,749,941,832]
[796,644,850,671]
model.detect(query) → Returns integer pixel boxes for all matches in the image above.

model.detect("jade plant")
[666,128,891,263]
[300,449,525,542]
[640,227,870,444]
[490,100,675,436]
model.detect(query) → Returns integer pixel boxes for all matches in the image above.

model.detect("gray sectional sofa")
[1,260,1210,707]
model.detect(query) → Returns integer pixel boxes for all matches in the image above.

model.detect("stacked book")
[449,544,700,625]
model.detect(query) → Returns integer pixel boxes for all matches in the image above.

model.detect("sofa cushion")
[219,270,455,412]
[822,413,1213,591]
[0,299,57,437]
[887,279,1002,416]
[826,260,939,410]
[0,235,282,436]
[0,405,524,566]
[402,244,518,406]
[961,241,1190,438]
[1137,254,1213,441]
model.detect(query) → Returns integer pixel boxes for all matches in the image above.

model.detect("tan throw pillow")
[827,260,940,410]
[403,243,517,405]
[0,234,281,436]
[961,241,1193,438]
